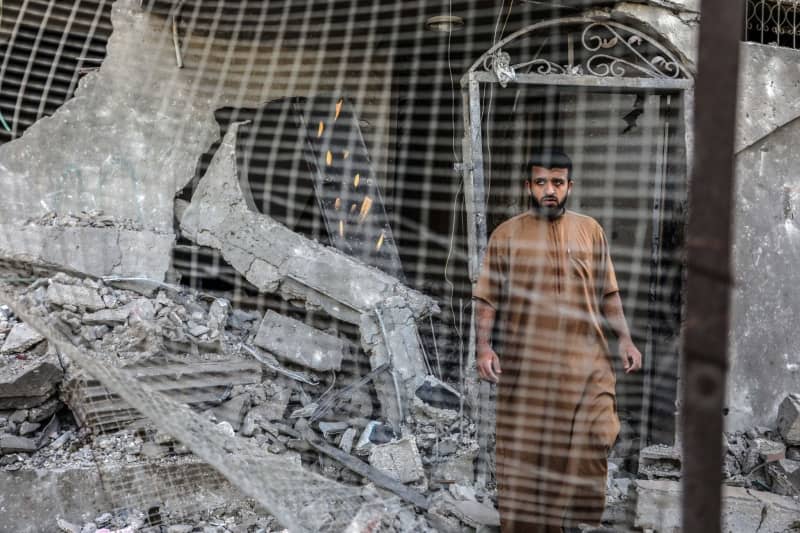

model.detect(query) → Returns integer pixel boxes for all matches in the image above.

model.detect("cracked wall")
[0,0,396,282]
[728,44,800,431]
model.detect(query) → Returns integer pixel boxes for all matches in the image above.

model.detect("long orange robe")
[474,210,621,532]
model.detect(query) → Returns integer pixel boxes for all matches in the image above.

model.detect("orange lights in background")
[358,196,373,223]
[326,150,333,166]
[376,231,385,251]
[317,121,325,138]
[335,99,343,120]
[334,197,342,210]
[353,173,360,188]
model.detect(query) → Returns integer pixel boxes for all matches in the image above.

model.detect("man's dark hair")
[523,149,573,180]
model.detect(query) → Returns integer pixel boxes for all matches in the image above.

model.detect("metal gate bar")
[680,1,744,531]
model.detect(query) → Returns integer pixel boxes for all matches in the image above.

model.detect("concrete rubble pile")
[0,272,499,533]
[633,394,800,531]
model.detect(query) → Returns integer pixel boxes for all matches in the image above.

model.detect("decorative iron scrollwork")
[479,20,687,80]
[483,50,517,87]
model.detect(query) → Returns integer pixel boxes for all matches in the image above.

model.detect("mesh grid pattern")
[0,1,710,532]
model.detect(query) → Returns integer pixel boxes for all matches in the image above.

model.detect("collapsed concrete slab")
[254,310,346,372]
[0,322,45,354]
[180,123,435,323]
[0,353,63,409]
[180,123,438,426]
[634,479,800,532]
[0,225,174,281]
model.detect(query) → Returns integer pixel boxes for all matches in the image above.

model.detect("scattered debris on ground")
[0,273,491,532]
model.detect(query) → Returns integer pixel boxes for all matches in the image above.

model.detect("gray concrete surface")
[729,115,800,431]
[0,1,219,235]
[254,310,346,372]
[737,43,800,154]
[0,225,173,281]
[635,479,800,531]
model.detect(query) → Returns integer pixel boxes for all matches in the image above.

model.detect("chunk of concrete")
[211,394,251,432]
[635,479,800,532]
[0,355,63,409]
[767,459,800,496]
[368,437,425,484]
[446,499,501,528]
[0,434,38,454]
[431,443,479,485]
[254,310,345,372]
[180,124,436,323]
[339,427,357,454]
[46,283,106,311]
[753,437,786,463]
[0,226,174,281]
[82,304,135,326]
[777,393,800,445]
[0,323,45,354]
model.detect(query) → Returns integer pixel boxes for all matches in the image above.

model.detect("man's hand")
[619,338,642,373]
[477,348,502,383]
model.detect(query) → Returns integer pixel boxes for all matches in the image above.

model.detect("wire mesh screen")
[0,1,750,532]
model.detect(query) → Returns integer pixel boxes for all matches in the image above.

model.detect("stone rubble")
[0,272,488,532]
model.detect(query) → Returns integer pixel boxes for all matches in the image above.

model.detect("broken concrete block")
[254,310,345,372]
[767,459,800,496]
[212,394,250,432]
[753,437,786,463]
[0,355,63,409]
[82,305,134,326]
[777,393,800,445]
[46,283,105,311]
[635,479,800,532]
[0,434,38,454]
[0,323,45,354]
[0,226,174,282]
[318,421,349,439]
[432,443,479,485]
[446,499,501,528]
[638,444,682,480]
[339,427,357,454]
[18,422,41,436]
[368,437,425,483]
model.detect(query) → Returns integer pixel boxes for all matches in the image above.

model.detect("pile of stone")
[0,273,497,533]
[0,303,72,470]
[633,394,800,531]
[723,394,800,496]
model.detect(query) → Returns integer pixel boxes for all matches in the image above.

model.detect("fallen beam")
[180,122,436,325]
[180,123,438,426]
[301,426,430,510]
[254,310,346,372]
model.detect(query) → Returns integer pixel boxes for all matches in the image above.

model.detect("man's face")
[526,166,572,217]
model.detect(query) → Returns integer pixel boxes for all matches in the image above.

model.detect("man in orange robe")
[473,150,642,532]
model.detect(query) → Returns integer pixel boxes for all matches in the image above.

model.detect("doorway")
[461,17,693,476]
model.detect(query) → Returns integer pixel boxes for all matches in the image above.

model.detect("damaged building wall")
[0,0,397,282]
[583,4,800,435]
[728,42,800,431]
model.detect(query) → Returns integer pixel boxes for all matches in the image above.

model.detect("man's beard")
[529,193,568,219]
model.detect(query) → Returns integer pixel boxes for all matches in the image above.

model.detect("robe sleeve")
[473,229,507,310]
[594,224,619,297]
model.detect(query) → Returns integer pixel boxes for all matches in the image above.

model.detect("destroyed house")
[0,0,800,531]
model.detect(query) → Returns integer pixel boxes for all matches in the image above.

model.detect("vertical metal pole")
[681,1,744,531]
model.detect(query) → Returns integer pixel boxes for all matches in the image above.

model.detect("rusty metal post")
[681,1,744,531]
